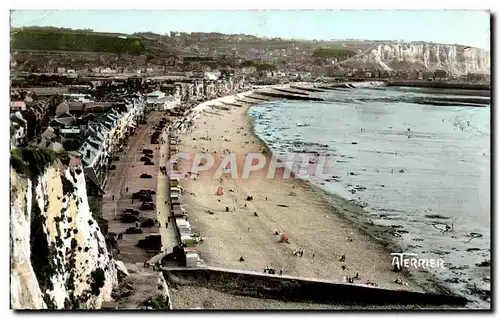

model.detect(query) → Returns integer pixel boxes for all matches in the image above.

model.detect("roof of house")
[78,141,99,166]
[83,167,105,193]
[55,102,70,116]
[41,126,57,139]
[68,101,85,111]
[88,136,102,146]
[10,101,26,110]
[148,90,164,97]
[87,139,101,151]
[53,112,76,126]
[79,113,98,122]
[68,156,81,167]
[47,141,64,151]
[107,113,119,121]
[98,123,110,132]
[10,112,27,126]
[85,103,113,113]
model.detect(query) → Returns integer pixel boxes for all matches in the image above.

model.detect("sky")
[10,10,491,50]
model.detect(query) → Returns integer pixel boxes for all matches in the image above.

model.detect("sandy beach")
[176,92,426,293]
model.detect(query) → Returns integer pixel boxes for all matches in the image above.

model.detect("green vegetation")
[89,268,106,296]
[61,175,75,195]
[143,295,170,310]
[30,202,56,294]
[255,63,276,71]
[11,29,145,55]
[183,56,214,63]
[313,47,356,60]
[43,295,57,309]
[240,60,254,67]
[10,147,69,178]
[239,60,276,71]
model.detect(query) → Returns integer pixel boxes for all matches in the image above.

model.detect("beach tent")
[281,233,289,243]
[216,187,224,195]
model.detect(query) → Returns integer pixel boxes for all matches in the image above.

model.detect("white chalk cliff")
[356,43,490,75]
[10,162,118,309]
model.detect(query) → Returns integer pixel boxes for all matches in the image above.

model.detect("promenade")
[156,129,179,252]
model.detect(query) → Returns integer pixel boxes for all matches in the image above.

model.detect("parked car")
[141,202,156,210]
[123,208,140,216]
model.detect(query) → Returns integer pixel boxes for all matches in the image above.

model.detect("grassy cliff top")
[11,29,146,55]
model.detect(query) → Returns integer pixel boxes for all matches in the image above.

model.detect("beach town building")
[76,95,145,191]
[147,90,180,110]
[22,98,51,141]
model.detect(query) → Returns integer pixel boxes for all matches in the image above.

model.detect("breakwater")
[387,80,490,90]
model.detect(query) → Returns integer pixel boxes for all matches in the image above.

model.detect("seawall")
[162,266,467,306]
[387,80,490,90]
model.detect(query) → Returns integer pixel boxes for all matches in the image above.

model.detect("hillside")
[11,29,146,55]
[9,28,491,75]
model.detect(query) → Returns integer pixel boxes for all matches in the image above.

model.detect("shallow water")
[248,86,491,308]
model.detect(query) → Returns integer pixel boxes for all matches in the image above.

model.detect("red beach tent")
[216,187,224,195]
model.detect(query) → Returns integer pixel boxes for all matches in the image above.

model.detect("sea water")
[248,86,491,308]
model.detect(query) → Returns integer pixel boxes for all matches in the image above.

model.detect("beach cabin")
[176,220,191,231]
[178,228,193,242]
[172,205,184,217]
[175,217,190,228]
[170,186,182,197]
[181,235,197,247]
[183,247,198,268]
[171,190,181,199]
[178,225,191,234]
[170,198,182,211]
[170,177,180,187]
[170,140,178,146]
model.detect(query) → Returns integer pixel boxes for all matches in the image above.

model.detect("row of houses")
[71,95,148,192]
[10,89,150,212]
[145,72,245,107]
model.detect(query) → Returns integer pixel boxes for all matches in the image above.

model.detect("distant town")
[11,27,490,82]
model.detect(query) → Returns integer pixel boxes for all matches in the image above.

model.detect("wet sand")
[177,101,425,293]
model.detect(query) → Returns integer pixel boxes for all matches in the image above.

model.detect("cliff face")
[10,163,118,309]
[348,43,490,75]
